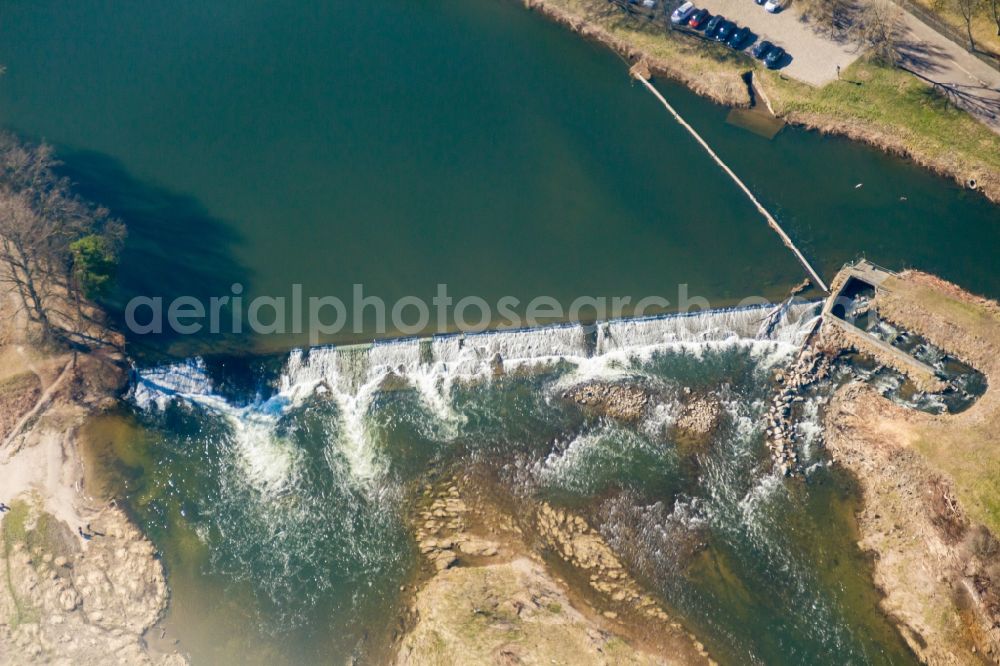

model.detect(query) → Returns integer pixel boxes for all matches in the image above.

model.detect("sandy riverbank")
[821,270,1000,662]
[0,294,183,664]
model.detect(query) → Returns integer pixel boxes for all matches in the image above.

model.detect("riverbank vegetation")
[526,0,753,104]
[764,59,1000,197]
[525,0,1000,202]
[0,133,124,350]
[877,272,1000,534]
[908,0,1000,57]
[0,215,169,662]
[822,271,1000,659]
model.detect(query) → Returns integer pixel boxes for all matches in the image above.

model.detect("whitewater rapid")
[130,302,822,492]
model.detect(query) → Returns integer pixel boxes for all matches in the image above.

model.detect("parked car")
[764,0,784,12]
[728,26,751,49]
[704,14,725,36]
[754,0,766,4]
[752,40,773,59]
[764,45,786,68]
[714,20,736,42]
[688,8,710,28]
[671,1,696,24]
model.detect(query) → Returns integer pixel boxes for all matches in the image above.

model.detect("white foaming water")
[230,413,302,496]
[454,325,590,369]
[130,302,821,488]
[796,396,827,464]
[639,399,683,440]
[329,375,384,481]
[131,357,215,410]
[690,393,784,548]
[595,302,816,354]
[535,425,669,495]
[553,302,819,393]
[130,360,301,496]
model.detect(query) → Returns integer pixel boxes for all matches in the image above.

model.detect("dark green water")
[2,0,996,663]
[0,0,997,354]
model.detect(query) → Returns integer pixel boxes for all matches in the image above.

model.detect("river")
[1,0,998,355]
[1,0,997,663]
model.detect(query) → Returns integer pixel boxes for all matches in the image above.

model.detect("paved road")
[694,0,862,85]
[894,4,1000,133]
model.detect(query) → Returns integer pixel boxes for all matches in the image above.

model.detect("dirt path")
[1,350,73,451]
[895,1,1000,133]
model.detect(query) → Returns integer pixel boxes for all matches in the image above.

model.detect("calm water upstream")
[1,0,998,355]
[1,0,996,663]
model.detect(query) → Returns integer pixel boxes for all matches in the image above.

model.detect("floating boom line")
[632,70,830,293]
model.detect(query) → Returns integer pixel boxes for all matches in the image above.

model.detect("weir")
[133,302,820,405]
[129,301,822,486]
[631,68,830,293]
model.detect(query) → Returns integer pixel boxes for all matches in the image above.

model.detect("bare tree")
[0,192,57,335]
[0,133,124,347]
[797,0,854,33]
[954,0,985,50]
[855,0,905,64]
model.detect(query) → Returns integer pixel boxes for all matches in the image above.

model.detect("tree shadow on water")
[56,149,255,360]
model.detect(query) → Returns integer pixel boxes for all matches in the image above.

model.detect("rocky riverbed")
[764,347,832,475]
[400,477,714,664]
[562,380,723,451]
[0,504,181,666]
[562,381,652,422]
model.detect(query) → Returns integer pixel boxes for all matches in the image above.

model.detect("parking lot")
[685,0,863,85]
